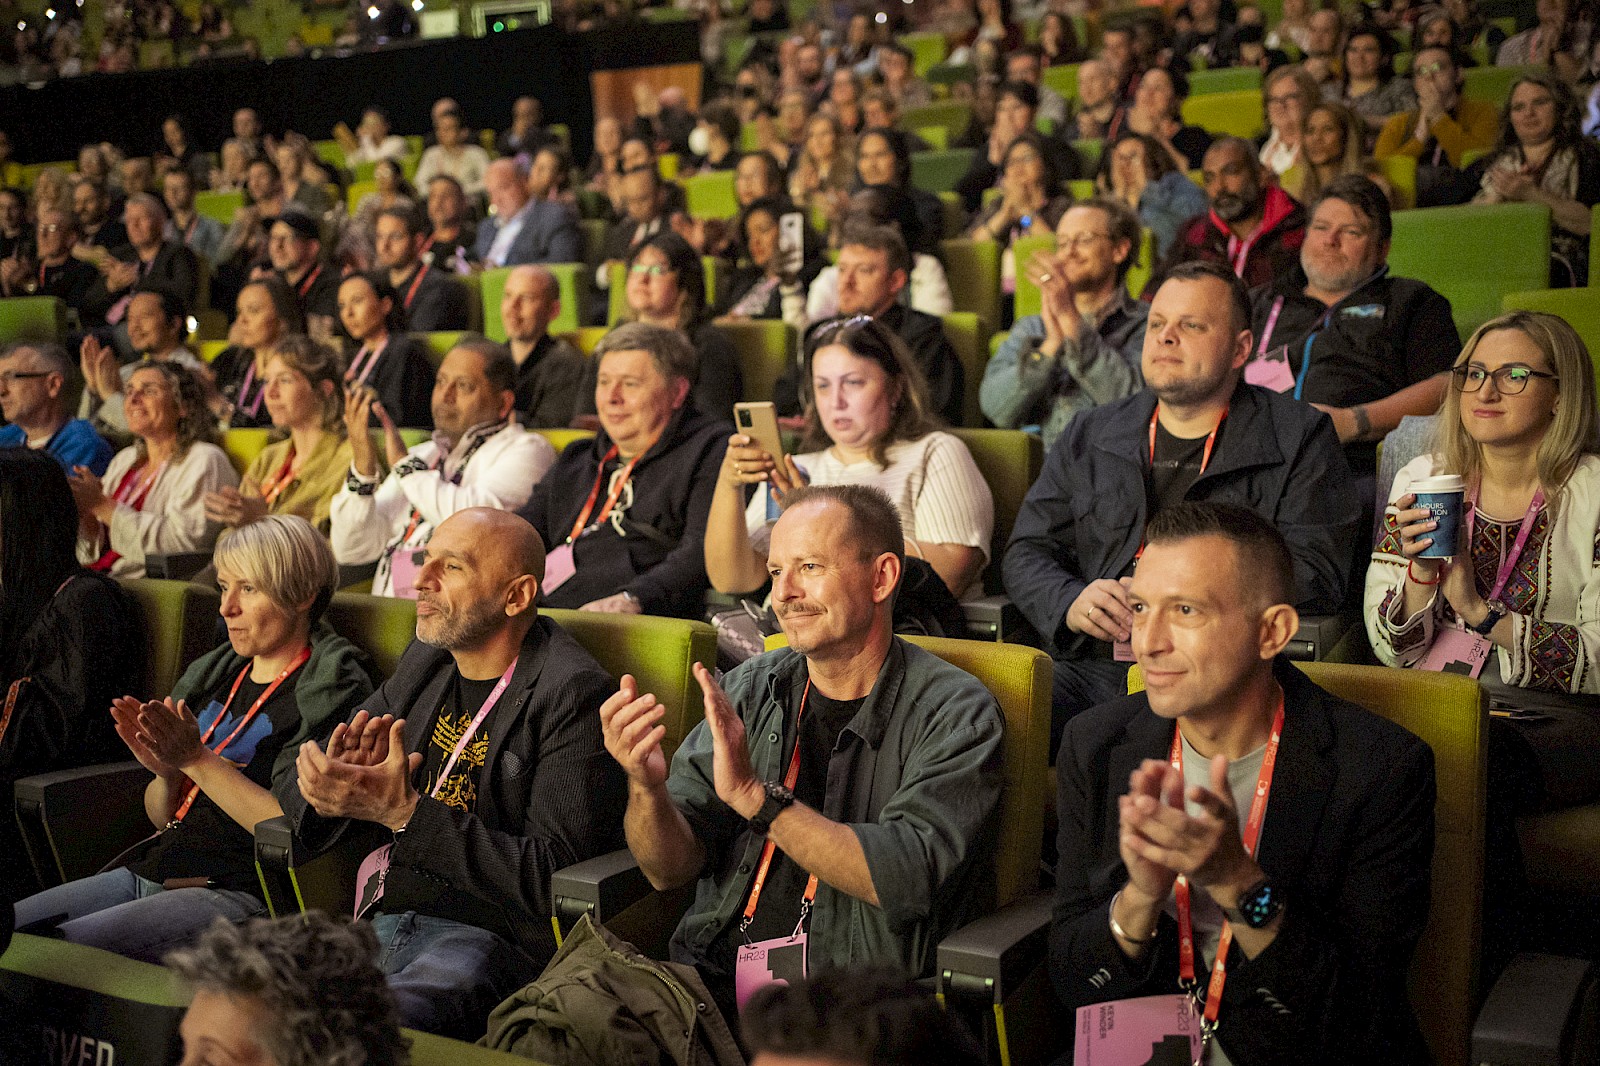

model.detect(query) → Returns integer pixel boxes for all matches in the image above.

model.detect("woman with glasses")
[1367,311,1600,811]
[1259,66,1322,176]
[1338,25,1414,145]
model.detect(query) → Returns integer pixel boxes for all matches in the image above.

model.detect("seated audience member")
[579,233,744,419]
[1005,262,1357,739]
[611,136,690,218]
[0,208,99,317]
[0,341,113,474]
[806,189,954,324]
[789,112,857,233]
[1340,24,1417,144]
[861,91,933,155]
[0,187,30,262]
[338,272,436,430]
[374,205,470,332]
[351,160,418,244]
[876,39,933,109]
[332,337,553,597]
[211,138,253,194]
[967,131,1074,302]
[273,137,334,218]
[708,315,993,644]
[521,323,726,617]
[80,287,212,441]
[527,144,576,211]
[1159,137,1307,291]
[475,158,582,268]
[501,264,586,427]
[596,165,673,300]
[498,95,554,160]
[214,159,288,288]
[851,129,942,258]
[956,81,1080,215]
[1096,131,1208,257]
[1374,46,1499,204]
[212,276,308,429]
[1301,8,1346,91]
[742,967,985,1066]
[337,106,411,169]
[414,109,491,199]
[1496,0,1587,81]
[14,516,369,960]
[783,224,963,425]
[717,196,825,326]
[1472,71,1600,288]
[1006,44,1071,129]
[84,193,202,331]
[982,198,1147,446]
[71,361,237,578]
[1039,11,1085,66]
[1370,311,1600,805]
[1283,102,1398,207]
[734,151,788,215]
[1259,65,1322,176]
[1121,67,1214,172]
[1071,59,1121,142]
[584,483,1003,1032]
[688,101,743,174]
[1246,175,1459,480]
[584,116,625,196]
[283,508,625,1036]
[0,448,138,902]
[74,178,129,251]
[168,913,410,1066]
[1050,501,1435,1065]
[205,336,357,536]
[1171,0,1241,67]
[265,208,340,342]
[422,176,477,272]
[163,168,225,268]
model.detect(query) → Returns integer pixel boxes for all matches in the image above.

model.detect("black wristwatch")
[1470,605,1506,637]
[748,781,795,836]
[1224,877,1283,929]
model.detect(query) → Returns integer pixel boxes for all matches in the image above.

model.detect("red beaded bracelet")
[1407,562,1440,585]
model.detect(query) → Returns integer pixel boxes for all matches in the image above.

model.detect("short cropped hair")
[998,79,1040,112]
[167,914,410,1066]
[1310,173,1392,241]
[779,483,905,572]
[447,333,518,395]
[376,203,424,238]
[742,966,983,1066]
[1161,259,1251,334]
[1,340,73,380]
[594,321,698,387]
[1074,196,1143,283]
[837,220,912,278]
[213,514,339,624]
[1144,501,1294,607]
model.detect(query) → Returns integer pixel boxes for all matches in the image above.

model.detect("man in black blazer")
[280,508,627,1039]
[375,206,470,333]
[82,194,201,346]
[1050,500,1435,1066]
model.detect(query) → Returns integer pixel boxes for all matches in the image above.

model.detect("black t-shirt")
[419,673,501,813]
[1147,417,1224,519]
[131,669,302,893]
[703,685,863,987]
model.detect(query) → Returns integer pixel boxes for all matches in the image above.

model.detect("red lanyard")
[741,679,819,929]
[346,337,389,386]
[565,444,649,544]
[1465,485,1546,607]
[431,657,519,795]
[170,645,311,823]
[114,461,165,511]
[1169,689,1285,1031]
[295,264,322,299]
[1135,406,1226,559]
[403,263,429,309]
[257,445,297,507]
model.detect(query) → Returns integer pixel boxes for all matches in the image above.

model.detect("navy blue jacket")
[474,200,583,267]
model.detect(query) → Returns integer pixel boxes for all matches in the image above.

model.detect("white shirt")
[414,144,492,197]
[804,253,954,327]
[330,418,556,596]
[344,134,410,168]
[77,441,239,579]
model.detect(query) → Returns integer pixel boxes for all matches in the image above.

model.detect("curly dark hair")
[126,359,219,461]
[167,914,410,1066]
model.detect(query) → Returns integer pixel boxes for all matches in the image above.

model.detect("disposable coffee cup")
[1411,474,1466,558]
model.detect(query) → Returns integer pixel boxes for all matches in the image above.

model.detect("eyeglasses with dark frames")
[1450,364,1558,395]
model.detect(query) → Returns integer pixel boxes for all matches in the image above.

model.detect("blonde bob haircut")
[213,514,339,625]
[1433,311,1600,503]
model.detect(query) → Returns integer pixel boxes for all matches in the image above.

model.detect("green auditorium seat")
[716,318,795,404]
[421,330,466,367]
[911,149,978,195]
[532,427,596,452]
[1071,138,1103,170]
[1041,61,1080,101]
[941,311,992,428]
[1501,289,1600,384]
[0,296,68,342]
[902,101,974,141]
[1389,202,1550,338]
[682,170,739,220]
[1187,65,1263,94]
[901,30,949,76]
[946,427,1042,596]
[940,238,1002,338]
[1180,89,1264,138]
[193,190,242,227]
[1463,64,1537,107]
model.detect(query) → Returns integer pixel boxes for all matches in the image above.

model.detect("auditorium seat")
[940,238,1002,337]
[193,190,242,227]
[221,427,272,477]
[900,30,949,75]
[1041,61,1080,101]
[421,330,467,367]
[1389,202,1550,338]
[0,296,67,343]
[1500,289,1600,379]
[902,101,974,143]
[345,180,377,214]
[715,317,795,404]
[1463,64,1538,107]
[1180,89,1264,139]
[1187,65,1263,94]
[531,427,595,453]
[911,149,978,195]
[941,311,993,428]
[480,263,586,340]
[682,171,739,221]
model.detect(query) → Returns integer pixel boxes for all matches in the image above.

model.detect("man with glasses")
[0,341,114,474]
[1245,175,1459,484]
[1375,45,1498,204]
[1157,137,1307,291]
[0,208,103,325]
[982,198,1149,446]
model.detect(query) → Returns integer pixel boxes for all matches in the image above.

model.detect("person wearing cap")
[261,208,340,343]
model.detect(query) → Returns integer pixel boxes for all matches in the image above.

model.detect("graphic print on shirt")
[194,696,274,766]
[424,702,491,811]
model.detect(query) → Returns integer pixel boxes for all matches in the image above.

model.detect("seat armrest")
[1472,952,1599,1063]
[1288,612,1355,662]
[338,560,379,591]
[15,761,153,887]
[961,594,1043,646]
[550,848,652,936]
[145,552,212,580]
[936,890,1053,1003]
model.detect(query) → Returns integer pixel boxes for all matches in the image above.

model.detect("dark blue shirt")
[0,418,113,475]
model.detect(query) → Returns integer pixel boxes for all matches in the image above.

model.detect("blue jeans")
[1051,656,1131,757]
[371,912,541,1041]
[11,868,265,964]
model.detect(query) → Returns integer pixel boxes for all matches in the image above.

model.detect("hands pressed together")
[1118,755,1261,917]
[297,709,422,832]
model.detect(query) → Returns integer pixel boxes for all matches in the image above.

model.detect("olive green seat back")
[324,592,421,681]
[940,312,991,428]
[911,149,978,195]
[717,318,795,406]
[682,171,739,221]
[1187,66,1263,94]
[193,190,242,226]
[481,263,585,340]
[1179,89,1263,139]
[119,578,222,699]
[1389,202,1550,339]
[946,428,1043,593]
[0,296,68,343]
[940,238,1002,340]
[1501,288,1600,385]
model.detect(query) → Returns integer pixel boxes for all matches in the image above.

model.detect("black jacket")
[1003,381,1357,658]
[517,405,730,618]
[1050,659,1435,1066]
[781,304,963,425]
[275,617,625,964]
[348,333,437,431]
[82,241,202,322]
[394,262,471,333]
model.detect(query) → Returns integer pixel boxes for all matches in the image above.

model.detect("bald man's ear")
[506,573,539,617]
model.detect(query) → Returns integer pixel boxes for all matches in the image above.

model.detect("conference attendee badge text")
[1075,994,1202,1065]
[1418,627,1492,678]
[735,932,808,1010]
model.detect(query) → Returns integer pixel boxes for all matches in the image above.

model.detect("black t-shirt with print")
[419,673,501,813]
[1147,418,1225,520]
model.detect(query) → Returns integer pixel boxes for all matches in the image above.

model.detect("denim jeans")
[371,911,542,1041]
[11,867,266,964]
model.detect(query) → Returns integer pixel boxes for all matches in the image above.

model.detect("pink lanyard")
[346,337,389,387]
[1256,296,1285,355]
[1465,486,1546,607]
[431,658,519,794]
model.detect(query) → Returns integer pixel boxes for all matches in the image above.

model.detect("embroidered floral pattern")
[1526,619,1584,692]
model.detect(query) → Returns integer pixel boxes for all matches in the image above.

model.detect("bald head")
[502,265,561,345]
[414,509,544,655]
[446,507,546,581]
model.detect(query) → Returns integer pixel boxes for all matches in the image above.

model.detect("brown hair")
[800,315,941,468]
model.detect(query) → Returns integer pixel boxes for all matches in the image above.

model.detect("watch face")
[1239,881,1281,928]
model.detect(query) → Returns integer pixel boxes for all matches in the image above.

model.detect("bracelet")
[1109,888,1158,945]
[1407,561,1440,585]
[1352,404,1372,441]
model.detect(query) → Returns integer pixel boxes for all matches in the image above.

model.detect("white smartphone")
[778,212,805,277]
